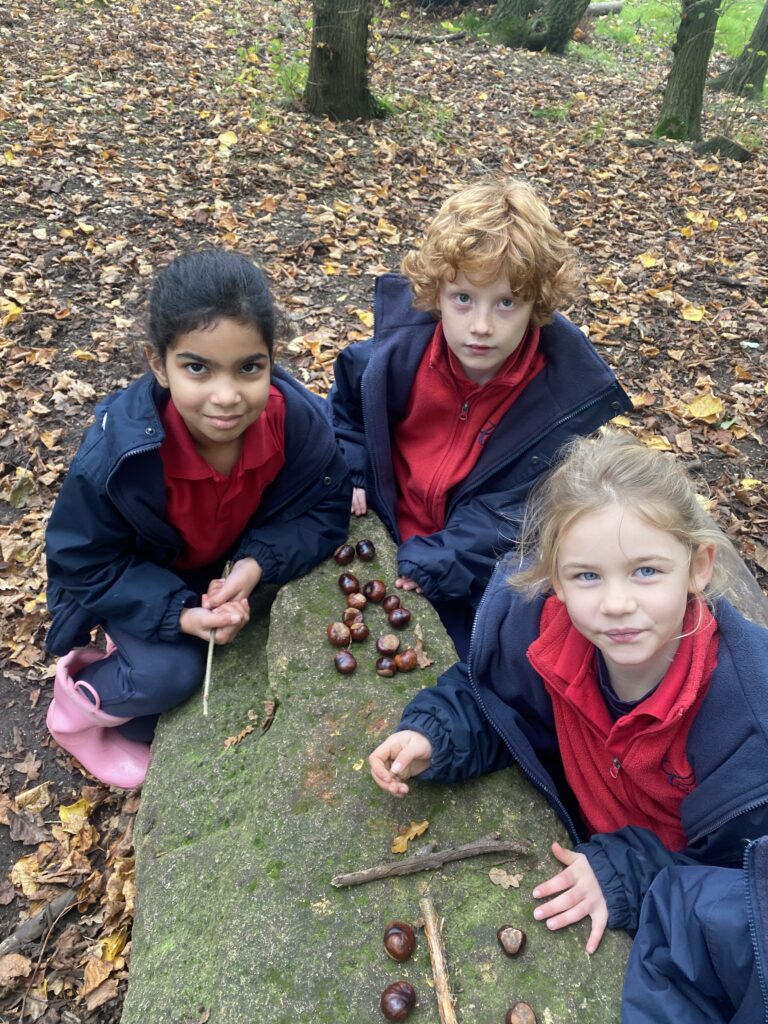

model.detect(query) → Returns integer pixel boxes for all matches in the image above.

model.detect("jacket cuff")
[577,840,633,931]
[160,591,198,642]
[396,713,452,780]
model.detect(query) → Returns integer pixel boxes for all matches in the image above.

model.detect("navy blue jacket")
[329,274,632,607]
[398,555,768,933]
[46,368,351,655]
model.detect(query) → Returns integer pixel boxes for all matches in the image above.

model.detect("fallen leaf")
[391,820,429,855]
[489,866,522,889]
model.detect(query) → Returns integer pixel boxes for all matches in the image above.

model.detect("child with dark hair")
[369,431,768,1021]
[329,178,631,657]
[45,249,351,788]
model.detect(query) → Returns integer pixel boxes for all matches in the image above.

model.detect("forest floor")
[0,0,766,1020]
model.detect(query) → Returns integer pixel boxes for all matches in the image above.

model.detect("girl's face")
[147,317,271,462]
[552,504,715,700]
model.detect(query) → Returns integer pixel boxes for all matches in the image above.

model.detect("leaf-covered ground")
[0,0,766,1019]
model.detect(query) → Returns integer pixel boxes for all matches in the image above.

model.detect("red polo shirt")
[159,388,286,568]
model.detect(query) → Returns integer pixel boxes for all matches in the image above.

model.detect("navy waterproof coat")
[397,555,768,933]
[329,274,632,610]
[46,368,351,655]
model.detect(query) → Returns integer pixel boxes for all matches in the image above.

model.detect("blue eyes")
[577,571,600,582]
[635,566,658,578]
[451,293,515,309]
[575,567,659,582]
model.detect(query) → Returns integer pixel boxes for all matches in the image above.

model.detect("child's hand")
[395,575,423,594]
[531,841,608,955]
[204,558,263,609]
[369,730,433,796]
[351,487,368,516]
[179,600,251,644]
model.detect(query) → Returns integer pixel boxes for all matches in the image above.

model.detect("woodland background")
[0,0,766,1020]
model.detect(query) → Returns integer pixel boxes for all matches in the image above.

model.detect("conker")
[380,980,416,1021]
[395,648,417,673]
[334,543,355,566]
[505,1003,536,1024]
[349,622,369,643]
[383,921,416,961]
[497,925,526,958]
[347,592,367,610]
[388,607,412,629]
[342,607,364,626]
[376,633,401,655]
[375,656,398,678]
[338,572,360,595]
[356,538,377,562]
[382,594,401,613]
[363,579,387,603]
[334,650,357,675]
[326,621,351,647]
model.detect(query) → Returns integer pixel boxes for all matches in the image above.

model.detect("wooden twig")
[0,888,79,956]
[420,896,458,1024]
[331,831,532,887]
[382,30,466,43]
[202,561,232,717]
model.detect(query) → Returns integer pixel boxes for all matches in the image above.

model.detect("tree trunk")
[654,0,721,141]
[304,0,380,121]
[709,0,768,97]
[491,0,591,52]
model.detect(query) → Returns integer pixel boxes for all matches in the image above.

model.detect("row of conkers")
[381,922,417,1021]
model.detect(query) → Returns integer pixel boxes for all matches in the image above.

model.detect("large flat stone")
[122,514,630,1024]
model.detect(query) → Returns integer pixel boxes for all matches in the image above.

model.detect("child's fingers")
[585,910,608,955]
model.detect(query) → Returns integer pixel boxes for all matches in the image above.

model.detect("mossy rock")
[122,514,630,1024]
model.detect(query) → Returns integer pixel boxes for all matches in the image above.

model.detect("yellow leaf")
[321,261,340,276]
[0,298,22,326]
[102,929,128,962]
[15,782,52,814]
[680,303,705,322]
[218,130,238,147]
[638,252,658,268]
[32,227,48,241]
[684,393,724,422]
[739,479,762,491]
[680,225,694,239]
[355,309,374,328]
[611,415,632,427]
[10,854,42,897]
[72,348,97,361]
[686,210,706,225]
[76,221,95,234]
[733,207,748,223]
[644,435,674,452]
[391,819,429,855]
[59,796,92,832]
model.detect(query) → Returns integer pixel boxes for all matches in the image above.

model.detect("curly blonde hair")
[401,178,581,326]
[511,430,729,598]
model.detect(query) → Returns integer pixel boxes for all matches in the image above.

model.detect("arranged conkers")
[338,572,360,595]
[505,1002,536,1024]
[334,650,357,675]
[334,543,355,566]
[388,607,412,629]
[383,921,416,962]
[363,579,387,603]
[347,592,367,610]
[349,622,369,643]
[326,622,351,647]
[376,633,401,655]
[395,648,417,673]
[356,538,377,562]
[380,980,416,1021]
[376,656,398,678]
[497,925,526,958]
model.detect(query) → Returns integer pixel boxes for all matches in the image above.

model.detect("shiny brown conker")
[505,1002,537,1024]
[356,538,376,562]
[380,980,416,1021]
[342,607,364,626]
[334,650,357,675]
[326,621,351,647]
[382,594,401,613]
[363,579,387,603]
[383,921,416,961]
[497,925,526,958]
[388,606,412,629]
[375,656,398,678]
[349,622,369,643]
[376,633,401,655]
[338,572,360,595]
[395,648,417,673]
[347,592,367,610]
[334,543,355,566]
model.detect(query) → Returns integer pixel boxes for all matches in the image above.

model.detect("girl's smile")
[147,317,271,469]
[553,504,715,700]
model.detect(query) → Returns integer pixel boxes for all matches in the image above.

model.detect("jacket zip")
[744,840,768,1023]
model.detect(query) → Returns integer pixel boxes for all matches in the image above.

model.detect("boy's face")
[439,270,534,385]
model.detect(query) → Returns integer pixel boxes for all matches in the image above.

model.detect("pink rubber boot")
[46,649,151,789]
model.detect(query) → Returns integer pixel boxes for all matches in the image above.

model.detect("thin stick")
[331,832,532,887]
[202,561,232,717]
[420,896,458,1024]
